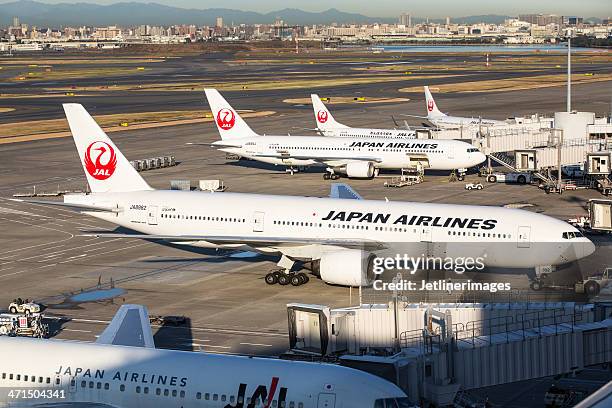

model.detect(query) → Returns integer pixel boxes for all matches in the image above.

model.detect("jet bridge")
[287,302,612,406]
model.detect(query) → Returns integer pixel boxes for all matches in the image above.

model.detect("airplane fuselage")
[0,337,407,408]
[67,190,594,269]
[215,135,485,171]
[320,127,416,139]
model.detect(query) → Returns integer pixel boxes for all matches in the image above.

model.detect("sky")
[1,0,610,18]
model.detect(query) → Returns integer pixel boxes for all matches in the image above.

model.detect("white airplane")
[13,103,595,289]
[421,86,506,128]
[310,94,416,139]
[0,305,410,407]
[205,89,485,179]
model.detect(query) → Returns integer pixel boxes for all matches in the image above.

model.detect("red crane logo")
[216,108,236,130]
[317,110,328,123]
[427,100,435,112]
[84,141,117,180]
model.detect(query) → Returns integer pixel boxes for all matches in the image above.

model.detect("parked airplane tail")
[424,86,445,118]
[204,89,259,140]
[311,94,349,132]
[63,104,153,193]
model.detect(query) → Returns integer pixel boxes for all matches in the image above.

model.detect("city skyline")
[0,0,609,19]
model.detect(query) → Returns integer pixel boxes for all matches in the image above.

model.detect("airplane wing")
[96,304,155,348]
[330,183,363,200]
[81,233,386,251]
[9,199,121,213]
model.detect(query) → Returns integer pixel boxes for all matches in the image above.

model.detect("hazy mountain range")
[0,1,591,27]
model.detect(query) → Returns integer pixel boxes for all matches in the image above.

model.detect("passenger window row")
[274,220,323,228]
[161,214,246,223]
[2,373,52,384]
[448,230,511,239]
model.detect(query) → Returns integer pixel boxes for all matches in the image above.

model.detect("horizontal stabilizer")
[10,198,121,213]
[96,304,155,348]
[330,183,363,200]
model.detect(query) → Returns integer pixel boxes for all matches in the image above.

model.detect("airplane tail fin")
[63,104,152,193]
[204,89,259,140]
[424,86,445,118]
[311,94,348,132]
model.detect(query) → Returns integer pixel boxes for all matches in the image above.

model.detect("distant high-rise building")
[12,16,19,28]
[215,17,223,28]
[564,16,584,26]
[446,16,451,26]
[399,13,411,27]
[519,14,562,26]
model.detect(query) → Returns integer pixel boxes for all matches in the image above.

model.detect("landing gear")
[266,271,309,287]
[278,274,290,285]
[286,166,298,175]
[265,272,279,285]
[530,279,543,291]
[323,170,340,180]
[265,256,310,287]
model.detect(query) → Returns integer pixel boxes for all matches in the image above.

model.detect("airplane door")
[253,211,265,232]
[420,227,432,242]
[317,393,336,408]
[517,226,531,248]
[446,144,455,160]
[147,205,158,225]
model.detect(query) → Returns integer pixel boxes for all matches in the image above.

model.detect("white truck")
[486,172,532,185]
[575,267,612,296]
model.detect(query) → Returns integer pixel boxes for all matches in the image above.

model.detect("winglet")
[96,304,155,348]
[310,94,348,133]
[330,183,363,200]
[204,89,259,140]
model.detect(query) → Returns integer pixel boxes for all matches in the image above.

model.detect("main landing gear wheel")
[278,274,290,286]
[323,173,331,180]
[290,274,302,286]
[458,174,465,181]
[265,272,278,285]
[530,280,543,291]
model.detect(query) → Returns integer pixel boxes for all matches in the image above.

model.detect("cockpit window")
[374,398,413,408]
[562,231,584,239]
[467,148,480,153]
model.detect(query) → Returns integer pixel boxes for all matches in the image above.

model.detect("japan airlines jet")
[206,89,485,178]
[310,94,416,139]
[0,305,410,407]
[423,86,506,128]
[13,103,595,288]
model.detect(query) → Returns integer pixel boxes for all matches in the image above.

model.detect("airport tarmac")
[1,108,611,356]
[0,50,611,363]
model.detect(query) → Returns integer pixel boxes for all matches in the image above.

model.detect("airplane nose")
[583,239,596,258]
[473,152,486,166]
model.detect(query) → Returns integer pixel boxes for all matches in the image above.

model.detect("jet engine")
[343,161,375,178]
[314,249,376,286]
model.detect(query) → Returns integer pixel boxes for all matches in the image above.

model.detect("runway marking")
[240,342,273,347]
[0,206,50,218]
[61,328,93,333]
[0,216,75,256]
[200,345,231,349]
[0,262,57,279]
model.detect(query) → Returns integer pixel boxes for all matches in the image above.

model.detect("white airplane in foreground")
[310,94,416,139]
[0,305,410,407]
[420,86,506,128]
[13,103,595,289]
[205,89,485,179]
